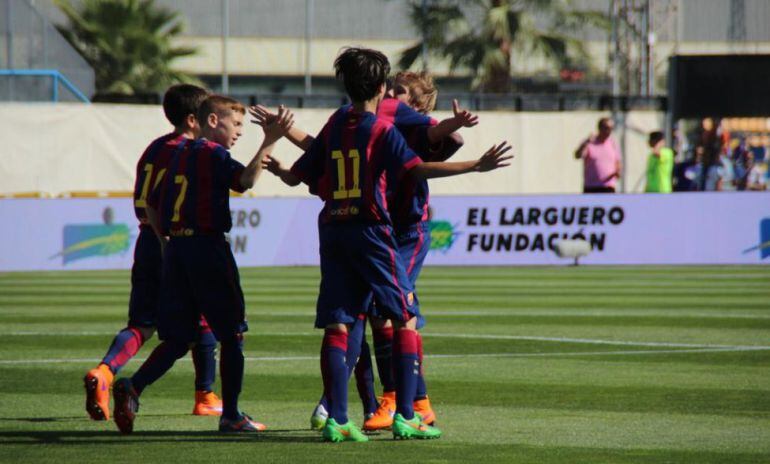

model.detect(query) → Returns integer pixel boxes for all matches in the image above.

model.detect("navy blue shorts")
[370,222,430,328]
[315,223,420,328]
[127,227,162,328]
[157,235,247,343]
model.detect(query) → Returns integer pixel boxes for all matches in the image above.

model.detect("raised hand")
[475,141,513,172]
[248,104,278,128]
[262,105,294,143]
[261,154,283,176]
[452,99,479,128]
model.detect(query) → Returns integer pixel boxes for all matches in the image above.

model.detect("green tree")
[399,0,608,93]
[55,0,199,97]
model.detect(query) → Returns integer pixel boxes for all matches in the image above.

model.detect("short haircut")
[649,131,664,144]
[197,95,246,124]
[334,47,391,102]
[162,84,209,127]
[394,71,437,114]
[598,117,613,130]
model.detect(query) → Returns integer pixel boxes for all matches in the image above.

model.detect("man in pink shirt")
[574,117,622,193]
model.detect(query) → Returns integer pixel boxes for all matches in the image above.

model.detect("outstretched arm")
[261,154,301,187]
[426,99,479,144]
[249,104,314,151]
[240,105,294,189]
[411,141,513,180]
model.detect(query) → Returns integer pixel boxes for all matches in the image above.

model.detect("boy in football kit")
[111,96,294,434]
[259,47,511,442]
[359,70,466,431]
[84,84,224,422]
[253,71,467,431]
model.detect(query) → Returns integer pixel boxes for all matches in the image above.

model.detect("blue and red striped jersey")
[379,98,461,229]
[149,138,246,235]
[290,105,422,225]
[133,133,188,228]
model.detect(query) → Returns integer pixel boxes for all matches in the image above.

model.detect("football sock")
[393,328,419,420]
[319,317,366,411]
[192,327,217,392]
[321,328,349,424]
[354,339,378,415]
[415,331,427,400]
[372,324,395,392]
[131,340,189,395]
[101,327,146,375]
[220,335,244,420]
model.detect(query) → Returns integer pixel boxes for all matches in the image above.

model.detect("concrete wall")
[0,103,663,197]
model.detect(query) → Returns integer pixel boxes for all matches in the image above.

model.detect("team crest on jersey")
[407,292,415,306]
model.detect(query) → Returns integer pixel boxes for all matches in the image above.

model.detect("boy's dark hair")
[649,131,665,144]
[334,47,390,102]
[162,84,210,127]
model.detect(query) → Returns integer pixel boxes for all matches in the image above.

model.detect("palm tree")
[399,0,608,93]
[54,0,199,97]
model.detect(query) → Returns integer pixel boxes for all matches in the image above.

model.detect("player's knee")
[368,316,391,330]
[393,317,417,331]
[134,326,156,342]
[219,333,244,349]
[325,323,348,333]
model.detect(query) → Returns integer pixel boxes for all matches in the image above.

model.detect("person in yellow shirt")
[645,131,674,193]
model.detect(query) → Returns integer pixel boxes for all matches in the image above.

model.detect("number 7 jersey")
[148,138,247,235]
[289,105,423,225]
[133,133,189,228]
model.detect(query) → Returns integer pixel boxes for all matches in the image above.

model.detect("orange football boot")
[413,396,436,425]
[84,363,114,420]
[363,391,396,431]
[193,390,223,416]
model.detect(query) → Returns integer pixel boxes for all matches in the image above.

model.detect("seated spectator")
[673,146,703,192]
[705,149,736,191]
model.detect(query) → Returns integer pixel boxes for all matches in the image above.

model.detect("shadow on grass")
[0,428,325,445]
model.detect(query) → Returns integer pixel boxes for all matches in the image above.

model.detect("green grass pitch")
[0,266,769,463]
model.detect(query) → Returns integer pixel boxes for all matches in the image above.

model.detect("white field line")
[1,346,769,365]
[4,330,770,351]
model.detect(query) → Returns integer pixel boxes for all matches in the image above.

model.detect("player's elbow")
[240,175,256,190]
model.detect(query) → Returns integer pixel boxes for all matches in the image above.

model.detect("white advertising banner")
[424,193,769,265]
[0,192,767,272]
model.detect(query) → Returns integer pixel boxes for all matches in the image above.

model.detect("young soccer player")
[258,47,511,442]
[360,70,465,431]
[84,84,224,422]
[110,96,294,434]
[252,71,467,431]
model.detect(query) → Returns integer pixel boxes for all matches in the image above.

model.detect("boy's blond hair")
[197,95,246,125]
[394,71,437,114]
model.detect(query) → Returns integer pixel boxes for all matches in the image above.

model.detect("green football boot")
[392,413,442,440]
[321,418,369,443]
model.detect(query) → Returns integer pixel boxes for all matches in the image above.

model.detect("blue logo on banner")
[743,218,770,260]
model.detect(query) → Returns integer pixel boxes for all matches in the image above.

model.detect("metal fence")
[0,0,93,102]
[233,92,666,112]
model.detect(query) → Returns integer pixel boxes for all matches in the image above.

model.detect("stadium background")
[0,1,768,462]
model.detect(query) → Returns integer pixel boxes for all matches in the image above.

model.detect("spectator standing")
[645,131,674,193]
[736,151,767,191]
[574,117,622,193]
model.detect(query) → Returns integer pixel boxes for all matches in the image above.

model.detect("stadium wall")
[0,193,767,272]
[0,103,661,196]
